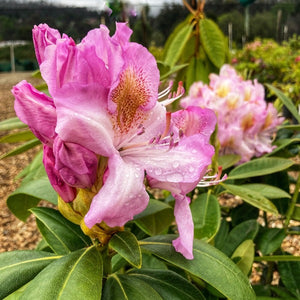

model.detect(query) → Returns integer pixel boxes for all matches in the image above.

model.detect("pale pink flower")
[12,23,217,259]
[181,65,283,163]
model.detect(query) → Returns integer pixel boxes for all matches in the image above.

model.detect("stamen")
[161,112,171,138]
[160,81,185,107]
[158,81,173,99]
[197,166,227,187]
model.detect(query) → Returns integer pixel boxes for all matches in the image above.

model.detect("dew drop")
[173,161,179,168]
[166,173,184,182]
[189,166,195,172]
[154,168,162,175]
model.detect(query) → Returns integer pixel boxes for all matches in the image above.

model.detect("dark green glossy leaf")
[231,203,259,227]
[141,253,167,270]
[164,23,193,67]
[31,207,91,255]
[227,157,294,180]
[190,192,220,241]
[222,183,278,215]
[278,259,300,298]
[134,199,174,236]
[218,154,241,170]
[240,184,291,199]
[214,218,229,250]
[0,138,41,159]
[109,231,141,268]
[129,269,205,300]
[111,253,127,273]
[255,228,286,255]
[231,240,254,275]
[140,235,255,300]
[7,176,57,221]
[20,247,102,300]
[199,18,226,68]
[0,250,59,299]
[254,255,300,262]
[103,273,162,300]
[0,117,27,131]
[267,84,300,123]
[220,219,259,257]
[0,130,36,143]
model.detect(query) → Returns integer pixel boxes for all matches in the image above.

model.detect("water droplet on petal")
[166,173,184,182]
[189,166,195,172]
[173,161,179,168]
[154,168,162,175]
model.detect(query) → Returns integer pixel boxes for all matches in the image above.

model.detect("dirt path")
[0,72,43,252]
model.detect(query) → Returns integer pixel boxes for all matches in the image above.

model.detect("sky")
[25,0,183,13]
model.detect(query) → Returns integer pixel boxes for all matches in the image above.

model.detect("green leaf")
[222,183,278,215]
[227,157,294,180]
[218,154,241,170]
[140,235,256,300]
[3,283,28,300]
[0,117,27,131]
[0,250,59,299]
[0,130,36,143]
[214,219,229,250]
[159,63,189,81]
[164,23,193,68]
[186,58,208,90]
[109,231,142,268]
[199,18,226,68]
[190,192,220,241]
[0,139,41,159]
[134,199,174,236]
[278,259,300,299]
[255,255,300,262]
[20,247,103,300]
[128,269,206,300]
[31,207,91,255]
[240,184,291,199]
[255,228,286,255]
[7,176,57,221]
[103,273,162,300]
[267,84,300,123]
[231,240,254,275]
[266,138,300,157]
[141,253,168,270]
[220,219,259,257]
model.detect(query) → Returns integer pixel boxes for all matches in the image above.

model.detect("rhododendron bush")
[0,9,300,300]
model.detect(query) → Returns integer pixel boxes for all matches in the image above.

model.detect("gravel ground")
[0,72,43,252]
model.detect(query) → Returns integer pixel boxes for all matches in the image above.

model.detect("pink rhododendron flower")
[181,65,284,163]
[12,23,216,259]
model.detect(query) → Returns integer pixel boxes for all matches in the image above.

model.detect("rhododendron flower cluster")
[181,65,284,163]
[12,23,217,259]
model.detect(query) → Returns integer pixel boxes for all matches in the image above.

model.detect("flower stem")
[284,173,300,230]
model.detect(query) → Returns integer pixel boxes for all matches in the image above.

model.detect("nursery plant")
[0,7,300,300]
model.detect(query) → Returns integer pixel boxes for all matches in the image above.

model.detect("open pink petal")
[172,106,217,141]
[84,154,149,228]
[12,80,56,146]
[172,194,194,260]
[32,23,61,65]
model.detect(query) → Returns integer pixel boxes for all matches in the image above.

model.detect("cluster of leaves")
[233,37,300,108]
[157,10,229,91]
